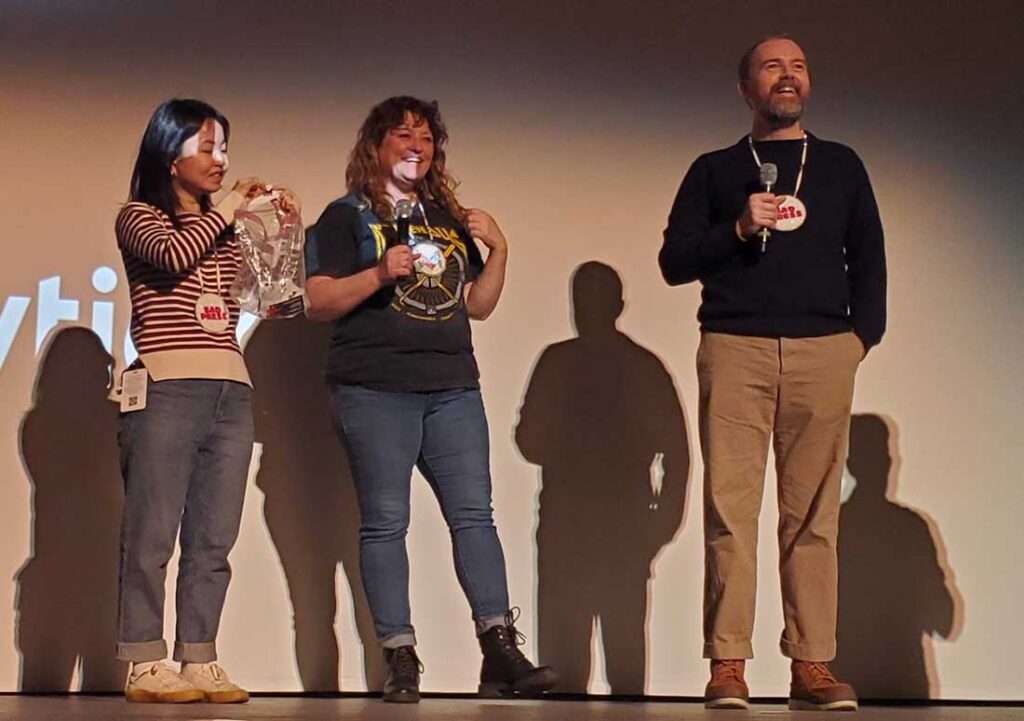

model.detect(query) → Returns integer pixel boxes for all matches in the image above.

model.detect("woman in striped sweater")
[114,99,268,704]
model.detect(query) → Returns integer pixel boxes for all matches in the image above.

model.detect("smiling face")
[740,37,811,129]
[376,112,435,195]
[171,118,229,206]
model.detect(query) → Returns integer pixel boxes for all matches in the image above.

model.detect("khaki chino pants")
[698,331,861,661]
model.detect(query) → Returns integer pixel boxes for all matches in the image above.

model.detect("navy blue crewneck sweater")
[659,133,887,350]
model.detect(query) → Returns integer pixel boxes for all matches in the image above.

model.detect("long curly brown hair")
[345,96,465,222]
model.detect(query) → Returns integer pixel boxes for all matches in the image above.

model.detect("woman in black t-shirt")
[305,96,557,702]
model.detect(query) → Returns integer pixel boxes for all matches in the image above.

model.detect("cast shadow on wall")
[245,317,383,692]
[515,261,691,695]
[834,413,964,699]
[15,327,126,691]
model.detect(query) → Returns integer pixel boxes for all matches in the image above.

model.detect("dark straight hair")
[128,98,230,225]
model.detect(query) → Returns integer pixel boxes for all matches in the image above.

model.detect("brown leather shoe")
[705,659,749,709]
[789,660,858,711]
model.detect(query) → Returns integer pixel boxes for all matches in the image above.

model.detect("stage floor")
[0,697,1022,721]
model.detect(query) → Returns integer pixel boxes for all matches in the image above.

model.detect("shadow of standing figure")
[835,413,964,699]
[15,327,126,691]
[245,316,382,692]
[515,261,690,694]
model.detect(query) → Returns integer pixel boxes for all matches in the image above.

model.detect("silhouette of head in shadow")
[15,326,126,691]
[515,261,690,695]
[572,261,624,338]
[244,316,382,692]
[835,413,963,699]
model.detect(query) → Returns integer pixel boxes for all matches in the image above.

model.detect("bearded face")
[741,38,811,129]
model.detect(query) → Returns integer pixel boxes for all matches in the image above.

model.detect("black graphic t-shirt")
[305,194,485,391]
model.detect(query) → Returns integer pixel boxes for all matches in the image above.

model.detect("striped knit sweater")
[115,201,251,385]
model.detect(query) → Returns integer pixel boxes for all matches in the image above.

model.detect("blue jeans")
[116,379,253,663]
[328,385,510,648]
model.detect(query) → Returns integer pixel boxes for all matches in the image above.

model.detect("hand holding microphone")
[736,163,785,252]
[378,199,418,285]
[756,163,778,253]
[377,246,417,285]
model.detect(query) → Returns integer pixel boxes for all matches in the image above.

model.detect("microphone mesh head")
[760,162,778,186]
[395,199,414,219]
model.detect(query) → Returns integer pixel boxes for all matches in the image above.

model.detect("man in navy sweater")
[660,35,886,711]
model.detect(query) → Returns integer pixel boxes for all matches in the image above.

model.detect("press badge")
[119,369,149,412]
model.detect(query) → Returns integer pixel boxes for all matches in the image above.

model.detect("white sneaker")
[125,661,204,703]
[180,662,250,704]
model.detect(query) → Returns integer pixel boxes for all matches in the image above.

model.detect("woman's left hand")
[465,209,507,253]
[272,185,303,216]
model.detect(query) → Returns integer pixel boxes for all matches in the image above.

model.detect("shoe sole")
[705,696,750,709]
[479,673,559,699]
[204,690,250,704]
[125,689,205,704]
[479,667,561,700]
[789,698,858,711]
[382,690,421,704]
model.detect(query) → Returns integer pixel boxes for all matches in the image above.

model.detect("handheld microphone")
[758,162,778,254]
[394,199,414,247]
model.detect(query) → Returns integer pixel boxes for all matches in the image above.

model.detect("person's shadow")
[14,327,126,691]
[515,261,690,695]
[245,316,382,692]
[835,413,964,698]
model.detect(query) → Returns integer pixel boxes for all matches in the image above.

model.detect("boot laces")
[714,660,743,682]
[496,607,532,671]
[390,646,424,676]
[805,662,837,684]
[503,607,527,646]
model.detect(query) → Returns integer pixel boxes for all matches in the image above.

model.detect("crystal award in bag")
[231,190,306,318]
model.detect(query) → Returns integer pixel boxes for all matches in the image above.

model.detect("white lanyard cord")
[196,242,222,296]
[748,133,808,197]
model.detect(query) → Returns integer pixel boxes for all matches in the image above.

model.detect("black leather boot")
[478,608,558,698]
[382,646,421,703]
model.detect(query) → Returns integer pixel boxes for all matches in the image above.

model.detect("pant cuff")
[780,638,836,662]
[703,640,753,659]
[380,632,416,650]
[475,613,507,636]
[117,639,168,663]
[173,641,217,663]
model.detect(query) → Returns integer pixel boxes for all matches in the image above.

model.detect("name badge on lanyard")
[749,133,809,233]
[195,242,230,333]
[775,195,807,231]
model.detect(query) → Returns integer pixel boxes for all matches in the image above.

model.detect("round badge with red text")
[195,293,230,333]
[775,195,807,232]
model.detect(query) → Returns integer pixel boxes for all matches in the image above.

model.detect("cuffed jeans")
[328,385,510,649]
[116,379,253,663]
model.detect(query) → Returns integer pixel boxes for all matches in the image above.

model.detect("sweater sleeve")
[115,202,227,273]
[844,158,887,350]
[659,155,745,286]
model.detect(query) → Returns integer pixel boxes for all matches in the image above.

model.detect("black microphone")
[394,199,414,247]
[758,162,778,254]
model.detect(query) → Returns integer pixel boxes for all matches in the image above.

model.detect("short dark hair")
[128,98,230,223]
[738,34,797,84]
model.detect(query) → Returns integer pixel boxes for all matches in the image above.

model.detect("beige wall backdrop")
[1,0,1021,700]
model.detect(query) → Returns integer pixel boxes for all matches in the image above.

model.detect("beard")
[761,94,804,127]
[758,79,806,127]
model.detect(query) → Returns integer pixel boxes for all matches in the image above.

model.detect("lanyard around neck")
[196,242,223,295]
[747,133,808,197]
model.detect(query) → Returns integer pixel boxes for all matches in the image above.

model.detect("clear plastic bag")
[231,191,306,318]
